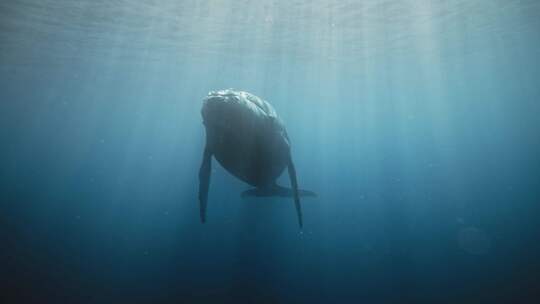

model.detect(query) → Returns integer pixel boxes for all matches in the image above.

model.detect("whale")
[198,89,315,227]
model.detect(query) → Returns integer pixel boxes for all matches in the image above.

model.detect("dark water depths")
[1,1,540,303]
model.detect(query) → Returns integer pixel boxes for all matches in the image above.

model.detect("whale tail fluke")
[240,153,312,228]
[241,185,316,229]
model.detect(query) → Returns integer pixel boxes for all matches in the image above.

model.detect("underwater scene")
[1,1,539,303]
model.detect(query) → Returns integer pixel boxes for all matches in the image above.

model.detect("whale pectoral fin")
[287,155,303,228]
[198,147,212,224]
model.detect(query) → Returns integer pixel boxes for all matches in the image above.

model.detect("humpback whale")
[198,89,315,227]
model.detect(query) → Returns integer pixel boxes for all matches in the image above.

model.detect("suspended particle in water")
[264,15,273,24]
[458,227,492,255]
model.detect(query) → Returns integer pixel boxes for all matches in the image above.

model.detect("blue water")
[1,1,540,303]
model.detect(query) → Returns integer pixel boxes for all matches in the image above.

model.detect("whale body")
[198,89,314,227]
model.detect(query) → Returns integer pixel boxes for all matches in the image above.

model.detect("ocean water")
[1,1,540,303]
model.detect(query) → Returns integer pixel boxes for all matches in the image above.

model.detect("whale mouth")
[203,90,236,109]
[206,89,239,99]
[201,89,277,132]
